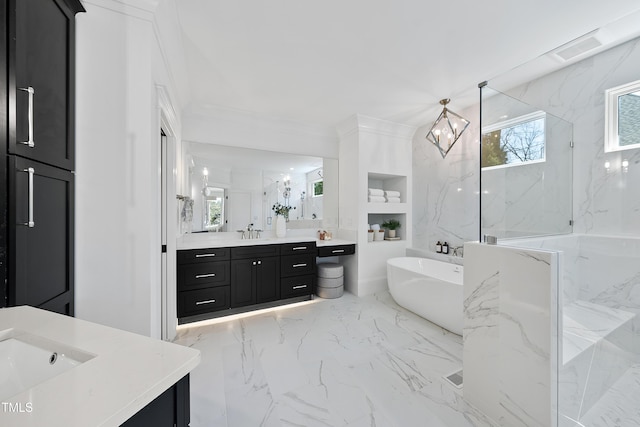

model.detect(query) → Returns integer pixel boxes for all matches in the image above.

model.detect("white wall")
[75,0,184,338]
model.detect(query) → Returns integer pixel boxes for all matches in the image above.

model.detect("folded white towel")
[368,196,386,203]
[384,190,400,198]
[386,197,401,203]
[368,188,384,196]
[370,223,380,231]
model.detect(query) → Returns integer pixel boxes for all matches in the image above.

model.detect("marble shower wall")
[501,36,640,237]
[412,36,640,249]
[463,242,558,427]
[412,104,480,252]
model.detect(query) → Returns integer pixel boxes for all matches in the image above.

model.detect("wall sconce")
[426,98,470,158]
[604,161,611,173]
[622,159,629,173]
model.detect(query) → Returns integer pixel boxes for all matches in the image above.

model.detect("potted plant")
[272,203,296,237]
[382,219,401,238]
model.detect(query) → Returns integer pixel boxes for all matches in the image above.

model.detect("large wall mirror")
[184,142,338,233]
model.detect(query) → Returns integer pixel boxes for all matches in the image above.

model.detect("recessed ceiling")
[174,0,640,129]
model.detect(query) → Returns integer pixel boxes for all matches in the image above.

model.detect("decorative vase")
[275,215,286,238]
[388,230,396,238]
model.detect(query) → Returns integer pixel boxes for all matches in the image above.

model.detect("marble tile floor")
[174,291,495,427]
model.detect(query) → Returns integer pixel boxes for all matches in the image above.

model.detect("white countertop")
[0,306,200,427]
[177,234,355,250]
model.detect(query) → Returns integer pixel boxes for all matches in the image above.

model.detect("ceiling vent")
[551,31,603,62]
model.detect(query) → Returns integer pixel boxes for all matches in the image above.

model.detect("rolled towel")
[384,190,400,198]
[368,195,386,203]
[385,197,401,203]
[370,224,380,231]
[368,188,384,196]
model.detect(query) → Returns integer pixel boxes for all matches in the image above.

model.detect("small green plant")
[382,219,401,230]
[272,202,295,217]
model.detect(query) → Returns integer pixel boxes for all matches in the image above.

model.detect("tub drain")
[49,352,58,365]
[444,369,463,388]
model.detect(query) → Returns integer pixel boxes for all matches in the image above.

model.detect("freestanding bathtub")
[387,257,463,335]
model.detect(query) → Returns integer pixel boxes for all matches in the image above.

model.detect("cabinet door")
[11,0,80,169]
[256,257,280,304]
[9,157,73,313]
[230,259,255,308]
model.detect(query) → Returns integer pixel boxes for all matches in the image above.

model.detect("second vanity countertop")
[177,234,355,251]
[0,306,200,427]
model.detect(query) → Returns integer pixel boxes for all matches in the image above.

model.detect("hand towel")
[370,223,380,231]
[368,195,386,203]
[384,190,400,198]
[368,188,384,196]
[385,197,401,203]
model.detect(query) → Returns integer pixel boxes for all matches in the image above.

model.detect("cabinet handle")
[252,261,257,266]
[19,87,35,148]
[195,299,216,305]
[22,167,35,228]
[195,273,216,279]
[332,249,345,253]
[292,284,307,290]
[195,253,216,258]
[257,260,262,265]
[292,246,307,250]
[292,263,307,268]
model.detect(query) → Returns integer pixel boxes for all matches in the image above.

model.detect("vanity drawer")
[279,242,316,255]
[281,254,315,277]
[280,275,314,298]
[178,262,230,290]
[178,286,230,317]
[231,244,280,260]
[317,244,356,258]
[178,247,230,264]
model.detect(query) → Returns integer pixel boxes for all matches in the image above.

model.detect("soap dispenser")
[442,242,449,254]
[436,241,442,253]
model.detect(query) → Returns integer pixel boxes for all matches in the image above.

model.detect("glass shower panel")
[480,86,573,239]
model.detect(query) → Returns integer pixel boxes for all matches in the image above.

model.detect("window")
[605,79,640,152]
[481,111,546,169]
[312,179,323,197]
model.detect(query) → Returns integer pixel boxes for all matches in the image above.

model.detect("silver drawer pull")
[195,299,216,305]
[292,285,307,290]
[292,246,307,250]
[195,253,217,258]
[292,263,307,268]
[195,273,216,279]
[22,167,35,227]
[332,249,345,253]
[19,87,35,147]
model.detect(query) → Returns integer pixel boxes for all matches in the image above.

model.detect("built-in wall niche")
[184,142,338,233]
[367,213,406,240]
[367,173,407,203]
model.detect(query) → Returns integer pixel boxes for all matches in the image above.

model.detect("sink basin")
[0,329,95,401]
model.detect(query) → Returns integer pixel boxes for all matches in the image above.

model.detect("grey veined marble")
[174,291,494,427]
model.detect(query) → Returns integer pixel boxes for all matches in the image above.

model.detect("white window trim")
[605,79,640,153]
[481,110,547,170]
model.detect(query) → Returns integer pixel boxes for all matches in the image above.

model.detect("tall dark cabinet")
[1,0,84,315]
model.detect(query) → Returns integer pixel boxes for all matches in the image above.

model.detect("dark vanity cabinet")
[121,375,190,427]
[230,245,280,307]
[0,0,84,314]
[177,248,231,317]
[280,243,316,298]
[178,242,317,323]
